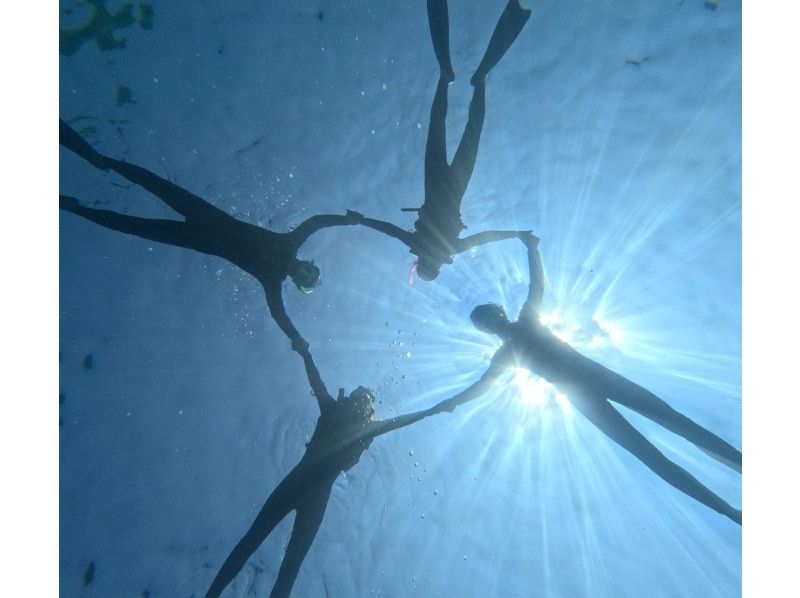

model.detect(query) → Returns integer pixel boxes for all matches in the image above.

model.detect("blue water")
[59,1,741,596]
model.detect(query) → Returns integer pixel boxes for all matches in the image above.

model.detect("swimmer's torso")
[412,198,466,261]
[298,407,375,479]
[195,217,296,280]
[505,319,588,388]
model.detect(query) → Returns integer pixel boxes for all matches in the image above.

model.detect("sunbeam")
[58,2,741,596]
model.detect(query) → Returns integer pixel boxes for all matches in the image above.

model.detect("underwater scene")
[59,1,741,596]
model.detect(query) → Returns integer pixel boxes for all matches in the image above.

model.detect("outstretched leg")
[60,119,230,225]
[59,119,110,170]
[60,195,201,251]
[603,370,742,473]
[423,76,451,202]
[572,393,741,524]
[104,157,231,225]
[448,81,486,202]
[269,485,333,598]
[471,0,532,86]
[206,478,297,598]
[427,0,455,82]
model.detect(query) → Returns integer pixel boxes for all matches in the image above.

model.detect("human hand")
[441,398,458,413]
[291,336,310,353]
[345,209,364,223]
[518,230,539,248]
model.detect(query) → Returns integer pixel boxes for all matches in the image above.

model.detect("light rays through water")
[275,27,741,592]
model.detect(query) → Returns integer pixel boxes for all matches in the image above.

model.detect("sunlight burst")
[538,309,626,353]
[510,368,572,416]
[512,367,549,407]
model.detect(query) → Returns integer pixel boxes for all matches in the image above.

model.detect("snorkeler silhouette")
[60,119,361,348]
[205,344,460,597]
[350,0,533,281]
[440,232,742,524]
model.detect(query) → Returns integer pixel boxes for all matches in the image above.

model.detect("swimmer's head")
[346,386,376,421]
[470,303,511,336]
[290,259,321,293]
[415,257,442,281]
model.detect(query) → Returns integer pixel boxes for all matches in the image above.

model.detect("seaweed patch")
[60,1,154,56]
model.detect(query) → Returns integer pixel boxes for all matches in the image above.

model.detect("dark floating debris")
[704,0,719,10]
[83,561,96,586]
[624,57,650,66]
[139,3,154,29]
[59,393,66,405]
[116,85,137,107]
[82,354,94,370]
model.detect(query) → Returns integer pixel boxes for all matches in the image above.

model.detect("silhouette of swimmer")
[206,345,461,597]
[441,232,742,524]
[351,0,533,281]
[60,119,361,348]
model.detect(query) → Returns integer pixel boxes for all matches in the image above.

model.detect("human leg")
[606,372,741,473]
[60,119,110,170]
[206,481,296,597]
[269,485,333,598]
[423,76,451,200]
[102,157,231,225]
[427,0,454,82]
[572,394,741,524]
[471,0,532,85]
[448,81,485,201]
[60,195,199,250]
[60,119,230,225]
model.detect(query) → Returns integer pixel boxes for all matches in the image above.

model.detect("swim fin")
[471,0,532,86]
[427,0,455,82]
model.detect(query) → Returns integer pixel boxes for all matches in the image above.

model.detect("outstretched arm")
[288,211,362,246]
[263,279,309,350]
[518,232,545,322]
[431,349,508,415]
[371,349,509,437]
[295,344,336,412]
[441,374,497,411]
[355,213,416,248]
[369,405,442,438]
[454,229,530,254]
